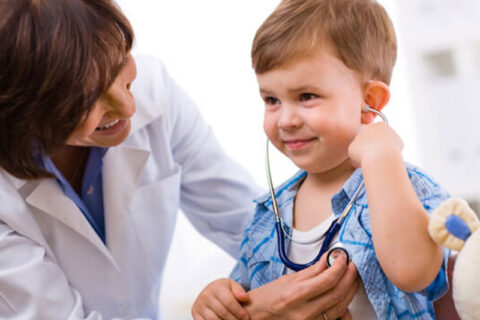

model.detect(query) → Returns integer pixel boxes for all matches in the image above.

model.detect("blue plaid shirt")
[230,163,450,319]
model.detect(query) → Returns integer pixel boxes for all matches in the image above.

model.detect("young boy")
[193,0,450,319]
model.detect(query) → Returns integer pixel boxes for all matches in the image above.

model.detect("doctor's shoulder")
[0,169,46,242]
[128,54,199,138]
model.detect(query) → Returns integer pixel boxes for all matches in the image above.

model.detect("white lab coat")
[0,55,261,319]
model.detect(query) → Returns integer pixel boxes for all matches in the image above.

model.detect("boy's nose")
[277,104,302,129]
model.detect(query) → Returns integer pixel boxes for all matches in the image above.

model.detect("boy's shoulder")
[404,162,450,202]
[243,170,306,241]
[253,170,306,213]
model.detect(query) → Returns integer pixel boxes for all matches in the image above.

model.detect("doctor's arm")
[243,255,358,320]
[193,253,358,320]
[160,60,263,257]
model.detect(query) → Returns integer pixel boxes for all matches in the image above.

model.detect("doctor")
[0,0,359,319]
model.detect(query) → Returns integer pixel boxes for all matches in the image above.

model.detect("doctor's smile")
[95,119,128,134]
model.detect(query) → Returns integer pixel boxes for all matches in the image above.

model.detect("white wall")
[115,1,415,318]
[395,0,480,199]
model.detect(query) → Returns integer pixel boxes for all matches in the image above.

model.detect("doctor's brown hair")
[252,0,397,84]
[0,0,133,179]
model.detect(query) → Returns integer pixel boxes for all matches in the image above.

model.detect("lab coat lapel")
[102,144,149,256]
[25,178,113,260]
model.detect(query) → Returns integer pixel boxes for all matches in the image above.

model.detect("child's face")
[257,46,366,174]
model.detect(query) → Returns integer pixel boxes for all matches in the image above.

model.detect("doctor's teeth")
[97,119,119,130]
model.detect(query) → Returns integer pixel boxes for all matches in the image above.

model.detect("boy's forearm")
[361,149,443,292]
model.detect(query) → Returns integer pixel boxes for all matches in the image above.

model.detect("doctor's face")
[66,54,137,148]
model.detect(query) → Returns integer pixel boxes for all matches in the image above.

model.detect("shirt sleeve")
[156,57,264,259]
[229,231,252,291]
[407,167,451,300]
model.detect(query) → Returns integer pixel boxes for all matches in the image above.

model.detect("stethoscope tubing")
[266,106,387,271]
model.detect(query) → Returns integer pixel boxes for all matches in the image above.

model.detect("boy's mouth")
[284,138,316,150]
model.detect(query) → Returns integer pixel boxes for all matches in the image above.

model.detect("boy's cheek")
[263,118,276,140]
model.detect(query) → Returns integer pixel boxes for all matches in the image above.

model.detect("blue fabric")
[230,163,451,320]
[41,147,107,243]
[445,215,471,241]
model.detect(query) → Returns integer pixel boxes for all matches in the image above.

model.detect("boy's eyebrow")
[259,85,324,96]
[259,88,275,96]
[288,85,322,94]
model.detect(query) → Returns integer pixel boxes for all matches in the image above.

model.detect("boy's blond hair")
[252,0,397,84]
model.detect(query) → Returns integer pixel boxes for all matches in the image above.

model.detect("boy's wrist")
[359,145,403,169]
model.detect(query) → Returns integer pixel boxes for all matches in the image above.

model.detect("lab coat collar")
[102,144,150,257]
[130,94,164,134]
[21,144,149,266]
[3,170,27,190]
[25,178,114,260]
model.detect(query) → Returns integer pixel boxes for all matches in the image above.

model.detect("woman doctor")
[0,0,359,319]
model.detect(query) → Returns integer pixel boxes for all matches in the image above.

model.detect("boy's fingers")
[215,282,250,320]
[208,297,238,320]
[221,297,250,320]
[192,313,206,320]
[231,280,250,303]
[203,308,222,320]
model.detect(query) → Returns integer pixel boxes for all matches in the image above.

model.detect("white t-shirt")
[286,214,377,319]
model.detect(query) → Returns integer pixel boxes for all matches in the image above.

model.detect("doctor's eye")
[263,96,280,106]
[299,93,318,101]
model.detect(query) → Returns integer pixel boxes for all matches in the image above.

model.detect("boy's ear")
[361,81,390,124]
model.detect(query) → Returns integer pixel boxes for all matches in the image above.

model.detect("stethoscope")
[265,105,388,271]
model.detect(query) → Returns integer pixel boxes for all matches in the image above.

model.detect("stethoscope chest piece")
[326,247,350,267]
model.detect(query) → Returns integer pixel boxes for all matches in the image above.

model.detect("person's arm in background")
[154,56,263,257]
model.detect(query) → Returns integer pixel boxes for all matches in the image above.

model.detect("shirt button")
[87,186,94,195]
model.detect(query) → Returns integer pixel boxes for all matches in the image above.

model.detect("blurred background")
[115,0,480,318]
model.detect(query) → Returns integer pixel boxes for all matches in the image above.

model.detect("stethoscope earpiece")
[265,106,388,271]
[362,105,388,124]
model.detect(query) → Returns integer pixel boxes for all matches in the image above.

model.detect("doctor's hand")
[348,122,403,169]
[192,278,250,320]
[243,254,359,320]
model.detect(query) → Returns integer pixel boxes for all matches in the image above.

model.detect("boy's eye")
[264,96,280,105]
[299,93,318,101]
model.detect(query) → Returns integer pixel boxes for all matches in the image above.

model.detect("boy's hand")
[192,278,251,320]
[348,122,403,168]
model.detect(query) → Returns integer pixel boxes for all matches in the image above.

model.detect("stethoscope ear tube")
[275,222,323,271]
[266,108,388,272]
